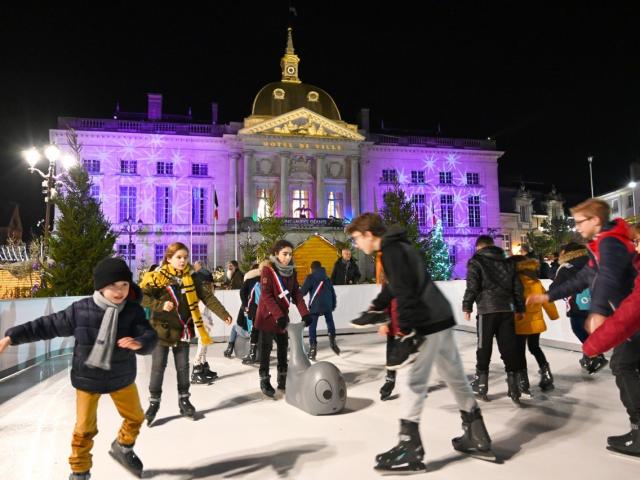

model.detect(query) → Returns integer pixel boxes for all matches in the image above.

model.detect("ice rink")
[0,330,637,479]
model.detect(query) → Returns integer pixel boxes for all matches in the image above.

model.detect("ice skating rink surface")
[0,330,637,480]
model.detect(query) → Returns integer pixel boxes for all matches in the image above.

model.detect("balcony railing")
[58,117,238,137]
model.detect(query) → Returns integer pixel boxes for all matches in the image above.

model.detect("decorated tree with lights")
[39,131,116,296]
[380,183,419,247]
[422,220,453,281]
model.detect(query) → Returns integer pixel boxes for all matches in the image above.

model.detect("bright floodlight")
[22,147,41,168]
[44,145,61,162]
[629,181,637,188]
[61,153,77,170]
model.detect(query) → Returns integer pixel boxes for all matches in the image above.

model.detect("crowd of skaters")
[0,197,639,478]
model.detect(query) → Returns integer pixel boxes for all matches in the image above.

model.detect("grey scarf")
[269,255,295,277]
[85,291,126,371]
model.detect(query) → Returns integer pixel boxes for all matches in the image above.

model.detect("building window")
[500,233,512,252]
[292,189,310,218]
[519,205,529,223]
[411,171,425,184]
[327,191,343,218]
[90,185,100,202]
[448,245,457,266]
[440,194,454,227]
[468,195,481,227]
[192,188,207,225]
[154,244,166,265]
[117,244,136,261]
[466,172,479,185]
[83,159,100,173]
[120,159,137,174]
[256,188,273,219]
[155,186,172,224]
[439,171,453,184]
[520,234,528,246]
[412,194,427,227]
[118,186,137,223]
[156,161,173,176]
[611,200,619,214]
[192,163,208,176]
[192,244,208,263]
[628,194,634,209]
[381,169,398,183]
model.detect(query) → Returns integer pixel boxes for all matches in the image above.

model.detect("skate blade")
[108,451,143,478]
[374,462,427,475]
[461,449,499,462]
[606,446,640,459]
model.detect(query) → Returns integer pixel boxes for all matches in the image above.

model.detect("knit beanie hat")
[93,257,133,290]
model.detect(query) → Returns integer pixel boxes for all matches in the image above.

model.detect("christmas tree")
[422,220,452,281]
[380,182,419,246]
[255,192,285,261]
[39,130,116,296]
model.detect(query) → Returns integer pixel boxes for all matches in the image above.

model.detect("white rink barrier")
[0,280,581,378]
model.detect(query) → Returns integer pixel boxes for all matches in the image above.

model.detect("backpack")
[574,288,591,311]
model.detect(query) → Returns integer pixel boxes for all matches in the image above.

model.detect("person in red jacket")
[254,239,312,397]
[584,222,640,356]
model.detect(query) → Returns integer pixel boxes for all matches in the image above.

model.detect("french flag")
[214,190,219,221]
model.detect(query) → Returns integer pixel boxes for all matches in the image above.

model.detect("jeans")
[69,383,144,473]
[259,330,288,377]
[402,328,477,423]
[475,312,523,372]
[516,333,548,369]
[309,311,336,343]
[610,333,640,424]
[149,343,191,398]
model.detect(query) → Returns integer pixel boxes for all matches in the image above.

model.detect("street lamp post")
[121,217,144,270]
[587,156,595,197]
[629,181,637,220]
[22,145,77,259]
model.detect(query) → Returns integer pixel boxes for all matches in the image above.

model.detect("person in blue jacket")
[300,260,338,360]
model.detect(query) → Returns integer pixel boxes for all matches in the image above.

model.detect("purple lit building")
[49,29,502,279]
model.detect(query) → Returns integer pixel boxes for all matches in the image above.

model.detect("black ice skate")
[179,395,196,419]
[308,341,317,361]
[518,369,533,398]
[242,343,258,365]
[329,335,341,355]
[607,424,640,458]
[260,374,276,397]
[277,368,287,391]
[506,371,521,405]
[223,342,234,358]
[374,420,426,475]
[350,310,390,329]
[452,407,497,462]
[144,398,160,426]
[538,363,554,391]
[587,354,608,375]
[386,331,425,371]
[380,370,396,401]
[471,370,489,401]
[108,439,144,478]
[202,361,218,381]
[191,364,214,385]
[69,472,91,480]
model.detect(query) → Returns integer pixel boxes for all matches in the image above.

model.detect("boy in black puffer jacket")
[300,260,338,360]
[462,235,525,404]
[0,258,157,480]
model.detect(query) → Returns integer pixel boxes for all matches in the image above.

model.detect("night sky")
[1,1,639,239]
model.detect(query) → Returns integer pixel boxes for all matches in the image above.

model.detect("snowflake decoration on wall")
[115,137,139,160]
[422,155,437,174]
[149,134,166,148]
[445,153,460,169]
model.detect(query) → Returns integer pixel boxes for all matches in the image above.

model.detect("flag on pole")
[214,190,219,221]
[431,203,437,226]
[235,190,240,220]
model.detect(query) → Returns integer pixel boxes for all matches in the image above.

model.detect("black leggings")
[250,327,260,344]
[259,331,288,377]
[516,333,548,369]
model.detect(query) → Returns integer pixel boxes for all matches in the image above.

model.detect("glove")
[302,314,313,327]
[276,316,289,330]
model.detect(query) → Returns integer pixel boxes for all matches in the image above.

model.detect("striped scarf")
[143,263,212,345]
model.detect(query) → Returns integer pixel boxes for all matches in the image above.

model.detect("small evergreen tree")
[422,221,452,280]
[39,130,116,296]
[256,193,285,261]
[380,182,419,246]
